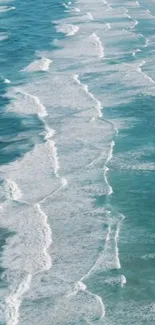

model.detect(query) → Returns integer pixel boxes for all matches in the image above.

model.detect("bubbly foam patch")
[56,23,79,36]
[22,57,52,72]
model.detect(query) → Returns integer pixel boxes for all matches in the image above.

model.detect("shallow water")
[0,0,155,324]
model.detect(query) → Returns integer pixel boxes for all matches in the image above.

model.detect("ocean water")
[0,0,155,324]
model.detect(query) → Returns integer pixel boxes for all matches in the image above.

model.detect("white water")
[5,274,32,325]
[0,6,15,12]
[132,48,141,56]
[4,78,11,83]
[34,203,52,271]
[22,57,52,72]
[56,24,79,36]
[4,180,22,201]
[90,33,104,59]
[73,74,103,118]
[137,60,155,85]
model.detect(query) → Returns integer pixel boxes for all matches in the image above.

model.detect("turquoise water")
[0,0,155,324]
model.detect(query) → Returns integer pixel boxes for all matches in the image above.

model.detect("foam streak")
[90,33,104,59]
[73,74,103,118]
[5,274,32,325]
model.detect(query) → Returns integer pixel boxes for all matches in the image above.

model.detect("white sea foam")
[16,90,48,117]
[103,141,115,195]
[62,3,69,9]
[136,1,140,6]
[79,212,125,281]
[56,24,79,36]
[90,33,104,59]
[104,22,111,30]
[22,57,52,72]
[76,281,87,291]
[104,166,113,195]
[124,8,131,19]
[101,275,126,287]
[144,38,149,47]
[44,126,55,140]
[121,275,127,287]
[61,178,68,187]
[130,19,139,29]
[39,179,68,205]
[4,78,11,83]
[86,12,93,20]
[4,180,22,201]
[73,7,80,13]
[0,6,15,12]
[5,274,32,325]
[73,74,103,118]
[75,281,105,318]
[34,203,52,271]
[132,48,141,56]
[0,32,8,41]
[40,116,60,180]
[103,0,112,11]
[114,216,124,269]
[137,60,155,85]
[106,140,115,165]
[46,139,60,177]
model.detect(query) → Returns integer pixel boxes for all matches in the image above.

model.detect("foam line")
[124,8,139,29]
[103,140,115,195]
[130,19,138,29]
[63,3,69,9]
[106,140,115,165]
[124,8,131,19]
[137,60,155,85]
[39,177,67,204]
[103,0,112,11]
[67,281,105,319]
[104,166,113,195]
[114,216,125,269]
[0,6,15,12]
[17,90,62,180]
[121,275,127,287]
[132,48,141,56]
[44,126,55,140]
[79,225,112,283]
[90,33,104,59]
[73,74,103,118]
[18,90,47,117]
[5,274,32,325]
[34,203,52,271]
[46,139,60,177]
[79,212,125,283]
